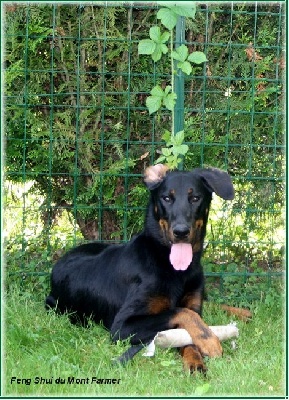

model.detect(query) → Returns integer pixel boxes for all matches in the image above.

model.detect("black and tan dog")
[46,164,234,372]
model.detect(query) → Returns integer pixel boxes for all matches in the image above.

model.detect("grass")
[3,283,286,397]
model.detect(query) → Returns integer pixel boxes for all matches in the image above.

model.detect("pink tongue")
[169,243,193,271]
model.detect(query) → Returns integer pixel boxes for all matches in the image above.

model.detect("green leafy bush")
[4,3,284,288]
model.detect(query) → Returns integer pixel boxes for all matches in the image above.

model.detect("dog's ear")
[194,168,234,200]
[144,164,170,190]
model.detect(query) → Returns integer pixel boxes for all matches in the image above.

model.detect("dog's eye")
[162,195,171,203]
[189,195,200,203]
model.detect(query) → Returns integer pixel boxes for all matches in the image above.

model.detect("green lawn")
[3,284,285,397]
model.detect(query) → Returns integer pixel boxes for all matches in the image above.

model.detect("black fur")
[46,165,234,368]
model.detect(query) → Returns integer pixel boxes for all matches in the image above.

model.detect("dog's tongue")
[169,243,193,271]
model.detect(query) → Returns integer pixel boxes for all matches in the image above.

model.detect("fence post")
[174,16,185,170]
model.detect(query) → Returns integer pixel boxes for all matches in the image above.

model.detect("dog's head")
[144,164,234,270]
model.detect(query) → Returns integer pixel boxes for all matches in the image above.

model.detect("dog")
[46,164,234,372]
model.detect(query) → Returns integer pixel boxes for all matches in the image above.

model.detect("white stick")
[143,323,238,357]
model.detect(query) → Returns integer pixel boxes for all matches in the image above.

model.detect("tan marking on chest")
[148,295,171,314]
[181,292,202,312]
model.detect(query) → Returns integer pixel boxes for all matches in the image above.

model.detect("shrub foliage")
[4,3,284,285]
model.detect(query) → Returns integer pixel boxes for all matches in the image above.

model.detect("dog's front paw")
[180,345,207,373]
[195,333,223,358]
[170,309,223,358]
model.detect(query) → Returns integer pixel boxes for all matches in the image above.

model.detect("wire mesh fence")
[4,2,285,303]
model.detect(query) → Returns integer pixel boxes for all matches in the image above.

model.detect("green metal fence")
[4,2,285,303]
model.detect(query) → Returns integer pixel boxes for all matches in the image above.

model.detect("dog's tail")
[45,295,57,310]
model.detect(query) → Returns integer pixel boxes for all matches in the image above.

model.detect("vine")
[138,3,207,168]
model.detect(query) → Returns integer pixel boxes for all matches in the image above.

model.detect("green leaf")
[157,43,169,54]
[164,85,172,95]
[155,155,166,164]
[151,47,162,62]
[169,5,196,18]
[138,39,156,55]
[157,7,178,30]
[171,51,181,62]
[160,31,170,43]
[146,95,162,114]
[161,147,172,157]
[170,157,180,169]
[172,145,185,156]
[178,60,192,75]
[188,51,208,64]
[194,383,211,395]
[149,26,162,42]
[174,144,189,155]
[152,43,168,62]
[139,27,169,61]
[150,85,164,97]
[149,26,170,44]
[163,92,177,111]
[172,44,188,62]
[161,130,171,142]
[174,130,185,145]
[147,86,165,114]
[160,43,169,54]
[160,360,176,367]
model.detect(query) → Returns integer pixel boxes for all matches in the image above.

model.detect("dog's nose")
[173,225,190,239]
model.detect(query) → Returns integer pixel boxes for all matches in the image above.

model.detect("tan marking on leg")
[170,309,222,357]
[180,344,206,373]
[221,305,252,322]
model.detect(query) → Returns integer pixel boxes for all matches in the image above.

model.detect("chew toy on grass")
[143,323,239,357]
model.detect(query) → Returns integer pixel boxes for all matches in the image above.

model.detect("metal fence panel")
[4,2,285,302]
